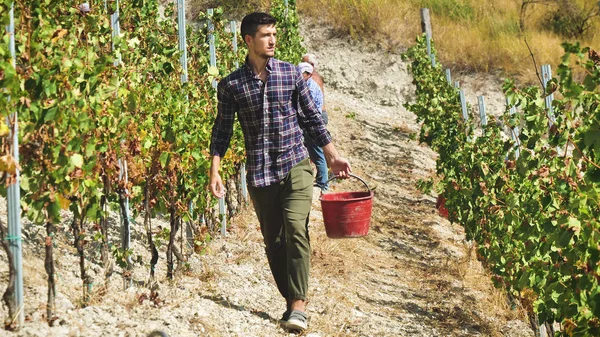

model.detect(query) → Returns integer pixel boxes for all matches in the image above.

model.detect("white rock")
[352,308,366,318]
[56,293,75,311]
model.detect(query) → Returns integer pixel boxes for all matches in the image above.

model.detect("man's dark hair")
[241,12,277,40]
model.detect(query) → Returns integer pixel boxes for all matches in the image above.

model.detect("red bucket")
[436,194,449,218]
[319,174,374,238]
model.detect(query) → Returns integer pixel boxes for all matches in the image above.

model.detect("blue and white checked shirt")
[210,57,331,188]
[306,78,323,113]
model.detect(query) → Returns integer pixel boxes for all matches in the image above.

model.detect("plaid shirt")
[210,57,331,188]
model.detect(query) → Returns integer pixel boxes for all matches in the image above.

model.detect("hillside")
[0,14,537,337]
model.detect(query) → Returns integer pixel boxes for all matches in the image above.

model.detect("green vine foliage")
[11,0,250,226]
[404,35,600,336]
[0,0,21,189]
[271,0,305,64]
[0,0,305,290]
[17,0,113,227]
[205,8,246,179]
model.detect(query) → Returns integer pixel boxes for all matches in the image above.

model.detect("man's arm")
[209,155,225,198]
[323,143,351,178]
[296,73,351,177]
[209,81,237,198]
[312,72,325,96]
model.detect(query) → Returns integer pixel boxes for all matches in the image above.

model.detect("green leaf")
[567,217,581,235]
[127,92,137,111]
[85,143,96,157]
[127,37,141,48]
[20,176,29,192]
[159,152,169,168]
[70,154,84,168]
[44,107,58,122]
[583,75,597,91]
[48,201,61,221]
[63,58,72,70]
[481,162,489,176]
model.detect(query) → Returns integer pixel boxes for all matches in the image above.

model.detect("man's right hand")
[209,155,225,198]
[210,171,225,198]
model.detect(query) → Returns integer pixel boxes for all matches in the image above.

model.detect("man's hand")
[329,156,351,178]
[322,143,351,178]
[209,155,225,198]
[210,171,225,198]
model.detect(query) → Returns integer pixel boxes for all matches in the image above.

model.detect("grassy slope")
[297,0,599,84]
[186,0,598,83]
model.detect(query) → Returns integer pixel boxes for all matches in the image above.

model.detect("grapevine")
[0,0,306,327]
[404,35,600,336]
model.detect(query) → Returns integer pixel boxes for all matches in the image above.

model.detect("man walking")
[208,12,351,332]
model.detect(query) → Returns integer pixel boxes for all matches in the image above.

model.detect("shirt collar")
[244,56,273,78]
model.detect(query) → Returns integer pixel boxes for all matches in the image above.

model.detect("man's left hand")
[322,142,351,178]
[329,156,351,178]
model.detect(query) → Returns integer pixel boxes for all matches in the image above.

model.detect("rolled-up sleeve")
[296,74,332,147]
[210,81,237,157]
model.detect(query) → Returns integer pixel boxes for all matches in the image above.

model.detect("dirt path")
[0,18,535,337]
[295,20,533,337]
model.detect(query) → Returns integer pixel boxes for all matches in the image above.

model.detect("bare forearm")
[209,155,225,198]
[210,156,222,175]
[322,142,340,165]
[323,142,351,178]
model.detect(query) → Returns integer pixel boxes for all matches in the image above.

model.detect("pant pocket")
[290,159,314,191]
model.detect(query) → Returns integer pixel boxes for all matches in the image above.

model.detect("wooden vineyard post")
[420,8,435,67]
[207,9,227,236]
[5,2,24,327]
[478,96,487,127]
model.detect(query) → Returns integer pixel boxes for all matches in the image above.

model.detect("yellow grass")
[185,0,599,83]
[187,0,272,20]
[297,0,600,84]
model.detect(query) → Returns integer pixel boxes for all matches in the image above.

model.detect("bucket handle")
[324,173,371,192]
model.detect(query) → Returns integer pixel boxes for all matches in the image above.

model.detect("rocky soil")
[0,17,535,337]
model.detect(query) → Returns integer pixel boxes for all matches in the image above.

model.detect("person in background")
[302,53,327,125]
[298,62,329,191]
[208,12,351,332]
[301,54,323,92]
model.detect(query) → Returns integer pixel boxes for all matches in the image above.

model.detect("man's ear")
[244,34,252,48]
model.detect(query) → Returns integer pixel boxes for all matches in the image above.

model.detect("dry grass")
[298,0,600,84]
[186,0,271,20]
[460,244,529,322]
[180,0,600,83]
[298,0,420,49]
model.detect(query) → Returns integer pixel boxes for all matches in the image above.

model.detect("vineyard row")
[0,0,305,329]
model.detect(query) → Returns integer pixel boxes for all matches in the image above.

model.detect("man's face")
[248,24,276,58]
[302,72,311,81]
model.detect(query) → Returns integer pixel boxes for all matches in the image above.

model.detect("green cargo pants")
[248,159,314,301]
